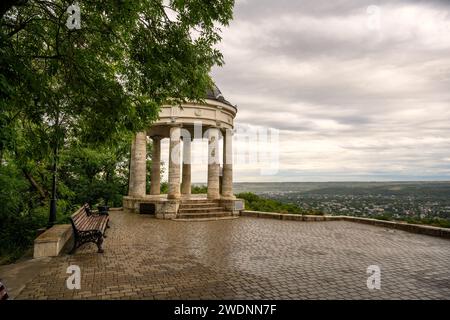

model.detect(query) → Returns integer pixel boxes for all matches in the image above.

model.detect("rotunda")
[123,85,244,219]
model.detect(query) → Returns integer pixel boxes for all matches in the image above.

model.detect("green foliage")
[59,140,130,208]
[0,136,133,263]
[191,184,207,194]
[1,0,235,146]
[160,182,169,194]
[236,192,323,215]
[0,162,47,264]
[237,193,450,229]
[0,0,235,263]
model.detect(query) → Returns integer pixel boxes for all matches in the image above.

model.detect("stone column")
[207,127,220,200]
[222,128,234,199]
[128,131,147,197]
[168,126,181,199]
[181,137,192,196]
[150,136,161,196]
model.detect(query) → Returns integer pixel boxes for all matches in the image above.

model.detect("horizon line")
[190,180,450,184]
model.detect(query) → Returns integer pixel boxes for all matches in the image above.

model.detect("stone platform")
[6,210,450,300]
[123,194,244,219]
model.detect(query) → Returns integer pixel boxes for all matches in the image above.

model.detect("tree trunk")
[22,168,47,201]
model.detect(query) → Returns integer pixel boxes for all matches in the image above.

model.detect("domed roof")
[205,84,234,107]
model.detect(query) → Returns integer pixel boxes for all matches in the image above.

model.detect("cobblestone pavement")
[17,211,450,299]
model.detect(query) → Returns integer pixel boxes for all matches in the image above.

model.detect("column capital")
[181,135,193,142]
[150,135,163,141]
[220,128,234,139]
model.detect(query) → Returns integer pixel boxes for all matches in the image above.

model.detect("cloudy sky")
[164,0,450,183]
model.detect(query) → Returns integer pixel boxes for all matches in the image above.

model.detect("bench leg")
[96,236,104,253]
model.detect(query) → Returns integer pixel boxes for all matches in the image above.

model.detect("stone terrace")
[13,211,450,299]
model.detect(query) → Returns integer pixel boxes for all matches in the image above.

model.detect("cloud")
[201,0,450,182]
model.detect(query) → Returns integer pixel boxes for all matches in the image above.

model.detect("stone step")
[180,200,219,205]
[177,212,233,219]
[177,199,233,220]
[179,203,220,209]
[178,207,225,213]
[173,216,239,222]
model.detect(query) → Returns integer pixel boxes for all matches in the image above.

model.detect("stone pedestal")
[122,196,180,219]
[220,198,245,216]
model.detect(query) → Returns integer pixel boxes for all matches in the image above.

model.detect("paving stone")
[14,211,450,300]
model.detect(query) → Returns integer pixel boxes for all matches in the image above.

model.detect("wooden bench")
[70,204,109,254]
[85,203,109,217]
[0,280,8,300]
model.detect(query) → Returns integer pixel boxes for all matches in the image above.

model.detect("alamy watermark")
[366,5,381,31]
[366,265,381,290]
[167,122,280,176]
[66,265,81,290]
[66,3,81,30]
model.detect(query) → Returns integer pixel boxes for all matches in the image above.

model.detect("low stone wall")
[242,211,337,221]
[34,224,73,258]
[241,211,450,239]
[341,216,450,239]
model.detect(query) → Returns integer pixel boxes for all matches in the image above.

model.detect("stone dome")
[205,84,234,107]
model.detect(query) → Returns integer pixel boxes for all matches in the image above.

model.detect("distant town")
[233,182,450,220]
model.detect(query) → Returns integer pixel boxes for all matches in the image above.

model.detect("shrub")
[236,192,322,215]
[192,184,207,194]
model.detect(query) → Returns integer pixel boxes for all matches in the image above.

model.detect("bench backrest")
[85,204,94,216]
[70,204,90,229]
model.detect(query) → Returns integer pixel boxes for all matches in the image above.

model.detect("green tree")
[0,0,235,261]
[59,135,131,209]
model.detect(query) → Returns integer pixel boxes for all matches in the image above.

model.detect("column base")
[123,195,180,219]
[149,193,161,197]
[122,195,244,219]
[220,198,245,215]
[167,194,181,200]
[207,194,221,200]
[221,194,236,200]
